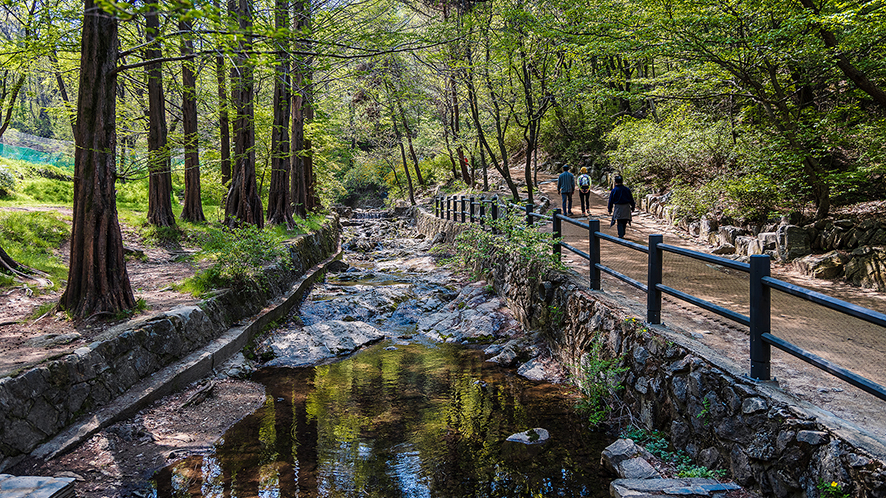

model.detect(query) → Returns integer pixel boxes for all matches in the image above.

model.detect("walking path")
[534,178,886,442]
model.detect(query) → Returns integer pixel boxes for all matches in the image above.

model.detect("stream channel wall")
[416,208,886,498]
[0,216,340,471]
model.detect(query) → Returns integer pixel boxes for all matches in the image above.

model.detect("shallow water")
[152,342,614,497]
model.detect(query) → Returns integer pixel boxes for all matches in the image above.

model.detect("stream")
[151,210,615,497]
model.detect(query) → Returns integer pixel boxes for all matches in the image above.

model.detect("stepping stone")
[0,474,76,498]
[610,478,740,498]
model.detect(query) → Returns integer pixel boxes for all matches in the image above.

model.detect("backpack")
[578,174,590,191]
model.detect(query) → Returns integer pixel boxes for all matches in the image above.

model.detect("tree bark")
[0,74,25,140]
[224,0,263,228]
[145,0,176,227]
[60,0,135,319]
[215,0,232,188]
[291,0,315,216]
[266,0,294,227]
[395,96,424,186]
[180,19,205,223]
[393,118,415,205]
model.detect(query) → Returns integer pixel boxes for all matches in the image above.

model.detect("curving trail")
[533,176,886,442]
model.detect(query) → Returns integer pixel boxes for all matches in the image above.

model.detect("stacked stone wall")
[415,208,886,498]
[0,217,340,471]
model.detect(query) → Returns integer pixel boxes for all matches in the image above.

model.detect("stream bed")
[152,211,615,497]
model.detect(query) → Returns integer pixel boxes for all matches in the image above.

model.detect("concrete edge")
[31,248,343,462]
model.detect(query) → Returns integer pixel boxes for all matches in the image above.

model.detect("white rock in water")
[506,428,550,445]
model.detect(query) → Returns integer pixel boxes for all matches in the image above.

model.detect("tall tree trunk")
[215,3,232,188]
[60,0,135,319]
[290,0,309,218]
[145,0,176,227]
[393,119,415,205]
[266,0,293,227]
[0,74,25,139]
[395,97,423,186]
[224,0,263,227]
[180,19,205,223]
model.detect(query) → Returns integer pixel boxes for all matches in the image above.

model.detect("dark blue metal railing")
[433,194,886,402]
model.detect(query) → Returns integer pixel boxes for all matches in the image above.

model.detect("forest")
[0,0,885,317]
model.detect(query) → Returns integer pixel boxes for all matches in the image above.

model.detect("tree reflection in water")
[153,342,614,497]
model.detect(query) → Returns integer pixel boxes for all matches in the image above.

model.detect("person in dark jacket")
[557,164,576,215]
[607,175,635,238]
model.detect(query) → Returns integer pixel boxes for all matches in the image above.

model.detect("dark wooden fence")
[434,195,886,402]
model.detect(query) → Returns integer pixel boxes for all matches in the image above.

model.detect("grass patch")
[0,210,70,290]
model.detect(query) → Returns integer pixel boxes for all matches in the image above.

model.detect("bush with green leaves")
[451,210,564,276]
[607,107,738,193]
[619,425,726,479]
[180,225,291,294]
[0,166,16,197]
[573,339,627,426]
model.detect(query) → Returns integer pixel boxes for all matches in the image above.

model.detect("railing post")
[647,234,663,325]
[553,209,562,262]
[750,255,772,381]
[589,219,601,290]
[446,196,451,221]
[491,196,499,234]
[435,196,440,218]
[525,202,534,226]
[469,196,475,223]
[461,196,467,223]
[479,196,486,227]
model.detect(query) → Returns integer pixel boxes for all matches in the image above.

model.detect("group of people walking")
[557,164,636,239]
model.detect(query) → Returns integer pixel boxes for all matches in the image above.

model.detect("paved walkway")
[533,178,886,440]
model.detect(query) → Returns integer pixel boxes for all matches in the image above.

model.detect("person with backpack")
[557,164,576,215]
[608,175,636,238]
[577,167,592,216]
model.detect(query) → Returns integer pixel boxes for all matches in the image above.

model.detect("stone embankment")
[641,194,886,291]
[415,207,886,498]
[0,217,340,472]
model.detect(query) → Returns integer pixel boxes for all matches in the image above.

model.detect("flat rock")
[264,320,385,367]
[610,478,740,498]
[506,428,550,445]
[0,474,76,498]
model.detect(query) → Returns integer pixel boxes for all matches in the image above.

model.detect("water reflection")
[154,342,613,497]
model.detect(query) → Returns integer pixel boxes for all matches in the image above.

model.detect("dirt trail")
[533,176,886,442]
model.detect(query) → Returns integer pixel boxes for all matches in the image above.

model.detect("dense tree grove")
[0,0,884,316]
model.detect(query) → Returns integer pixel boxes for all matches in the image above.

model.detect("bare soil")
[0,215,207,377]
[8,379,266,498]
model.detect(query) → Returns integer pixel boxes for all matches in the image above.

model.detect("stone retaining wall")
[415,208,886,498]
[640,194,886,291]
[0,217,340,471]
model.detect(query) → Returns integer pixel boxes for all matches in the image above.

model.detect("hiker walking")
[577,167,591,216]
[557,164,576,216]
[607,175,635,238]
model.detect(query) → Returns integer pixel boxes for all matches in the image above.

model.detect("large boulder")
[777,225,812,261]
[718,226,744,246]
[758,232,778,250]
[844,246,886,291]
[795,251,848,280]
[735,236,763,257]
[601,439,657,477]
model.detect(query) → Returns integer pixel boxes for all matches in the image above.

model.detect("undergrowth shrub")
[573,339,627,425]
[0,166,15,197]
[178,225,291,294]
[450,211,564,276]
